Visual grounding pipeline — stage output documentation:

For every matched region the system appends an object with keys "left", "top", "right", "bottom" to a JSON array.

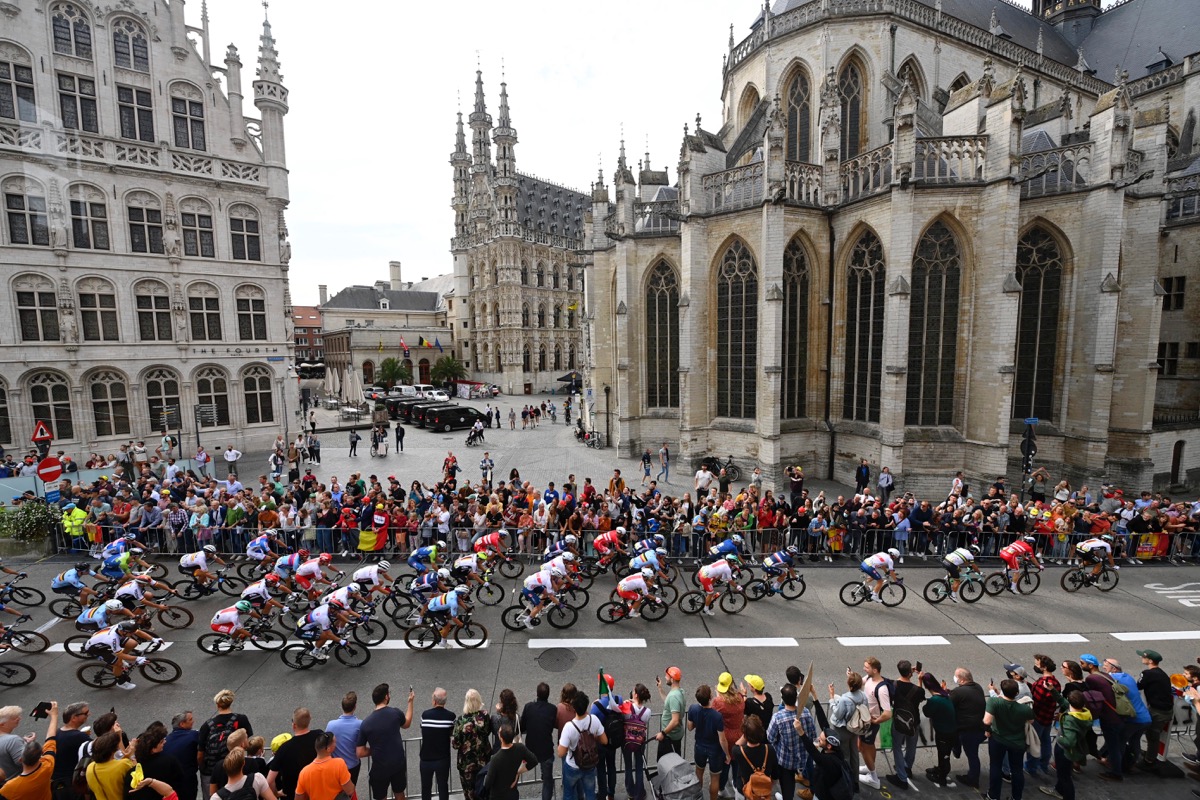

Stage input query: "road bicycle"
[
  {"left": 578, "top": 551, "right": 631, "bottom": 582},
  {"left": 338, "top": 602, "right": 389, "bottom": 646},
  {"left": 699, "top": 454, "right": 742, "bottom": 483},
  {"left": 76, "top": 649, "right": 182, "bottom": 687},
  {"left": 748, "top": 572, "right": 807, "bottom": 601},
  {"left": 596, "top": 593, "right": 670, "bottom": 623},
  {"left": 170, "top": 568, "right": 245, "bottom": 599},
  {"left": 983, "top": 559, "right": 1042, "bottom": 596},
  {"left": 690, "top": 559, "right": 758, "bottom": 588},
  {"left": 0, "top": 616, "right": 50, "bottom": 654},
  {"left": 1060, "top": 561, "right": 1120, "bottom": 592},
  {"left": 678, "top": 581, "right": 750, "bottom": 615},
  {"left": 197, "top": 616, "right": 288, "bottom": 654},
  {"left": 839, "top": 574, "right": 907, "bottom": 607},
  {"left": 924, "top": 568, "right": 986, "bottom": 604},
  {"left": 280, "top": 637, "right": 372, "bottom": 669},
  {"left": 0, "top": 575, "right": 45, "bottom": 607},
  {"left": 0, "top": 661, "right": 35, "bottom": 688},
  {"left": 404, "top": 611, "right": 489, "bottom": 650},
  {"left": 608, "top": 581, "right": 680, "bottom": 606},
  {"left": 501, "top": 596, "right": 579, "bottom": 631},
  {"left": 49, "top": 582, "right": 119, "bottom": 619}
]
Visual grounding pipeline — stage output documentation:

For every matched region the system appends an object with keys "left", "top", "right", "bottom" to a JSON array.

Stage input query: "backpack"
[
  {"left": 890, "top": 682, "right": 920, "bottom": 736},
  {"left": 570, "top": 719, "right": 600, "bottom": 770},
  {"left": 741, "top": 746, "right": 773, "bottom": 800},
  {"left": 595, "top": 698, "right": 625, "bottom": 750},
  {"left": 71, "top": 747, "right": 94, "bottom": 797},
  {"left": 844, "top": 699, "right": 874, "bottom": 736},
  {"left": 202, "top": 714, "right": 243, "bottom": 773},
  {"left": 622, "top": 703, "right": 648, "bottom": 753},
  {"left": 1100, "top": 675, "right": 1137, "bottom": 718},
  {"left": 217, "top": 783, "right": 259, "bottom": 800}
]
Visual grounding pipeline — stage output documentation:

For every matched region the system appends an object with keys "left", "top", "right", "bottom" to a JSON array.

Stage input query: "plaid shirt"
[
  {"left": 1030, "top": 674, "right": 1061, "bottom": 726},
  {"left": 167, "top": 508, "right": 189, "bottom": 533},
  {"left": 767, "top": 706, "right": 817, "bottom": 773}
]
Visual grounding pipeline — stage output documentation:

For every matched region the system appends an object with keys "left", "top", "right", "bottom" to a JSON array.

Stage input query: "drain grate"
[{"left": 536, "top": 647, "right": 578, "bottom": 673}]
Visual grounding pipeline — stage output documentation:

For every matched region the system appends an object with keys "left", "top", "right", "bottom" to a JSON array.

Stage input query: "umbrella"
[
  {"left": 557, "top": 370, "right": 583, "bottom": 383},
  {"left": 327, "top": 366, "right": 340, "bottom": 398}
]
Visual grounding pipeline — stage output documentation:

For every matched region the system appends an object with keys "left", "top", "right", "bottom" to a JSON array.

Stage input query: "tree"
[
  {"left": 430, "top": 355, "right": 468, "bottom": 386},
  {"left": 377, "top": 357, "right": 411, "bottom": 387}
]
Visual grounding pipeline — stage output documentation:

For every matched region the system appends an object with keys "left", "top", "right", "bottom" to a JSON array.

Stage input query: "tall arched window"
[
  {"left": 195, "top": 367, "right": 230, "bottom": 427},
  {"left": 645, "top": 260, "right": 680, "bottom": 409},
  {"left": 522, "top": 345, "right": 531, "bottom": 372},
  {"left": 89, "top": 371, "right": 130, "bottom": 437},
  {"left": 906, "top": 221, "right": 961, "bottom": 426},
  {"left": 552, "top": 267, "right": 561, "bottom": 289},
  {"left": 180, "top": 198, "right": 215, "bottom": 258},
  {"left": 844, "top": 230, "right": 885, "bottom": 422},
  {"left": 362, "top": 360, "right": 374, "bottom": 384},
  {"left": 29, "top": 372, "right": 73, "bottom": 439},
  {"left": 4, "top": 177, "right": 49, "bottom": 247},
  {"left": 51, "top": 3, "right": 92, "bottom": 59},
  {"left": 77, "top": 277, "right": 118, "bottom": 342},
  {"left": 782, "top": 237, "right": 810, "bottom": 419},
  {"left": 839, "top": 59, "right": 866, "bottom": 159},
  {"left": 552, "top": 305, "right": 561, "bottom": 328},
  {"left": 520, "top": 262, "right": 529, "bottom": 285},
  {"left": 784, "top": 68, "right": 811, "bottom": 163},
  {"left": 716, "top": 240, "right": 758, "bottom": 418},
  {"left": 896, "top": 58, "right": 924, "bottom": 101},
  {"left": 0, "top": 49, "right": 37, "bottom": 124},
  {"left": 68, "top": 184, "right": 110, "bottom": 250},
  {"left": 236, "top": 285, "right": 267, "bottom": 340},
  {"left": 229, "top": 204, "right": 261, "bottom": 261},
  {"left": 0, "top": 384, "right": 10, "bottom": 445},
  {"left": 144, "top": 368, "right": 181, "bottom": 425},
  {"left": 537, "top": 304, "right": 546, "bottom": 328},
  {"left": 553, "top": 346, "right": 562, "bottom": 371},
  {"left": 242, "top": 366, "right": 274, "bottom": 424},
  {"left": 536, "top": 263, "right": 546, "bottom": 287},
  {"left": 14, "top": 274, "right": 59, "bottom": 341},
  {"left": 521, "top": 304, "right": 530, "bottom": 327},
  {"left": 494, "top": 305, "right": 501, "bottom": 327},
  {"left": 112, "top": 18, "right": 149, "bottom": 72},
  {"left": 1013, "top": 227, "right": 1064, "bottom": 421},
  {"left": 188, "top": 282, "right": 221, "bottom": 341},
  {"left": 537, "top": 346, "right": 547, "bottom": 372},
  {"left": 568, "top": 345, "right": 577, "bottom": 370}
]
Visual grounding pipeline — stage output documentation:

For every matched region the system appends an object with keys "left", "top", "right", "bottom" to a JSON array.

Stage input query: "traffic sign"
[
  {"left": 44, "top": 490, "right": 60, "bottom": 504},
  {"left": 1024, "top": 417, "right": 1039, "bottom": 425},
  {"left": 30, "top": 420, "right": 53, "bottom": 443},
  {"left": 36, "top": 457, "right": 63, "bottom": 483}
]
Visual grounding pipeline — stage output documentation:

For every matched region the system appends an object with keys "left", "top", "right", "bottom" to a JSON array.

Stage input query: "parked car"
[
  {"left": 425, "top": 406, "right": 488, "bottom": 432},
  {"left": 394, "top": 398, "right": 434, "bottom": 422},
  {"left": 412, "top": 383, "right": 436, "bottom": 398},
  {"left": 427, "top": 389, "right": 451, "bottom": 402},
  {"left": 363, "top": 385, "right": 388, "bottom": 401},
  {"left": 412, "top": 402, "right": 459, "bottom": 428}
]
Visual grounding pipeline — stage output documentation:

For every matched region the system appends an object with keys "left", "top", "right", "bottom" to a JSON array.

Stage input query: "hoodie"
[{"left": 1057, "top": 708, "right": 1092, "bottom": 762}]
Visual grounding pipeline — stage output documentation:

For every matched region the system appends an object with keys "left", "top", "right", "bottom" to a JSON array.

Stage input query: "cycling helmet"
[
  {"left": 653, "top": 534, "right": 665, "bottom": 545},
  {"left": 1101, "top": 534, "right": 1113, "bottom": 542},
  {"left": 655, "top": 547, "right": 668, "bottom": 556},
  {"left": 235, "top": 600, "right": 252, "bottom": 613},
  {"left": 549, "top": 564, "right": 566, "bottom": 577},
  {"left": 726, "top": 553, "right": 742, "bottom": 564},
  {"left": 1023, "top": 536, "right": 1037, "bottom": 544},
  {"left": 75, "top": 562, "right": 92, "bottom": 573},
  {"left": 298, "top": 548, "right": 310, "bottom": 558},
  {"left": 104, "top": 599, "right": 123, "bottom": 612},
  {"left": 264, "top": 573, "right": 281, "bottom": 585},
  {"left": 377, "top": 560, "right": 391, "bottom": 572},
  {"left": 786, "top": 546, "right": 800, "bottom": 557},
  {"left": 318, "top": 553, "right": 332, "bottom": 564},
  {"left": 454, "top": 585, "right": 470, "bottom": 596},
  {"left": 116, "top": 620, "right": 138, "bottom": 633},
  {"left": 887, "top": 548, "right": 900, "bottom": 559},
  {"left": 564, "top": 534, "right": 577, "bottom": 545},
  {"left": 616, "top": 526, "right": 627, "bottom": 535},
  {"left": 203, "top": 544, "right": 217, "bottom": 554},
  {"left": 731, "top": 534, "right": 744, "bottom": 545},
  {"left": 968, "top": 544, "right": 981, "bottom": 556},
  {"left": 130, "top": 548, "right": 144, "bottom": 556},
  {"left": 498, "top": 530, "right": 510, "bottom": 539},
  {"left": 346, "top": 582, "right": 361, "bottom": 594},
  {"left": 437, "top": 568, "right": 451, "bottom": 580},
  {"left": 436, "top": 540, "right": 447, "bottom": 549},
  {"left": 124, "top": 533, "right": 136, "bottom": 540},
  {"left": 641, "top": 566, "right": 655, "bottom": 579},
  {"left": 562, "top": 552, "right": 576, "bottom": 562},
  {"left": 133, "top": 573, "right": 152, "bottom": 584}
]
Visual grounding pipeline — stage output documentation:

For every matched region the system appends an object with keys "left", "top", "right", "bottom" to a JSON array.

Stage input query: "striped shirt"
[{"left": 419, "top": 706, "right": 456, "bottom": 761}]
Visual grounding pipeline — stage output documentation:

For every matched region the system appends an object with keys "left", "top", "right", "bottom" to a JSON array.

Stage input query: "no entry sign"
[{"left": 36, "top": 458, "right": 63, "bottom": 483}]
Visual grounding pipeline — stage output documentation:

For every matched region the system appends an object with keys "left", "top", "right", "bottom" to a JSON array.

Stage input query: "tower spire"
[
  {"left": 252, "top": 0, "right": 289, "bottom": 204},
  {"left": 474, "top": 69, "right": 487, "bottom": 116},
  {"left": 498, "top": 80, "right": 511, "bottom": 129}
]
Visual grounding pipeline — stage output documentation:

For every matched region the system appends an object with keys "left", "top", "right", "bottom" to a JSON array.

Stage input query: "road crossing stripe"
[
  {"left": 685, "top": 637, "right": 797, "bottom": 647},
  {"left": 1110, "top": 631, "right": 1200, "bottom": 641},
  {"left": 47, "top": 642, "right": 174, "bottom": 653},
  {"left": 373, "top": 640, "right": 489, "bottom": 650},
  {"left": 977, "top": 634, "right": 1089, "bottom": 644},
  {"left": 34, "top": 618, "right": 60, "bottom": 634},
  {"left": 837, "top": 636, "right": 951, "bottom": 647},
  {"left": 528, "top": 638, "right": 646, "bottom": 648}
]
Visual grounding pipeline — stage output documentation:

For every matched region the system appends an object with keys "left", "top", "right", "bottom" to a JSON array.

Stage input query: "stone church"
[{"left": 574, "top": 0, "right": 1200, "bottom": 493}]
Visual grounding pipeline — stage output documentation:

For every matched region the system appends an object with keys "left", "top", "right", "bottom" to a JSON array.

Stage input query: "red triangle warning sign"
[{"left": 31, "top": 420, "right": 53, "bottom": 442}]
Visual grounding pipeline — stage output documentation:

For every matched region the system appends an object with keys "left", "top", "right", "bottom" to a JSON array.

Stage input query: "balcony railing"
[
  {"left": 914, "top": 136, "right": 987, "bottom": 184},
  {"left": 633, "top": 200, "right": 681, "bottom": 234},
  {"left": 840, "top": 143, "right": 893, "bottom": 203},
  {"left": 1019, "top": 142, "right": 1092, "bottom": 198},
  {"left": 702, "top": 162, "right": 764, "bottom": 212},
  {"left": 783, "top": 161, "right": 822, "bottom": 206}
]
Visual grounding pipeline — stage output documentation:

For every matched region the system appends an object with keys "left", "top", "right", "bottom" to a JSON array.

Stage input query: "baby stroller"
[{"left": 649, "top": 753, "right": 702, "bottom": 800}]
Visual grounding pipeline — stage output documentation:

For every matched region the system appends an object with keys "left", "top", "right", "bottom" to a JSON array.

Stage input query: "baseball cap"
[
  {"left": 716, "top": 672, "right": 733, "bottom": 694},
  {"left": 822, "top": 728, "right": 842, "bottom": 748},
  {"left": 743, "top": 674, "right": 765, "bottom": 692},
  {"left": 1080, "top": 654, "right": 1100, "bottom": 667},
  {"left": 1137, "top": 649, "right": 1163, "bottom": 663},
  {"left": 664, "top": 666, "right": 682, "bottom": 682},
  {"left": 1003, "top": 663, "right": 1028, "bottom": 679}
]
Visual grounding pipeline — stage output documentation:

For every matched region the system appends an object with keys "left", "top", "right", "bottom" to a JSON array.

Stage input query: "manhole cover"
[{"left": 536, "top": 647, "right": 577, "bottom": 672}]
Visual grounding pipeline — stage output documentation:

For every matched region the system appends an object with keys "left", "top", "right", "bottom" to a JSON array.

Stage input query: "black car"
[
  {"left": 412, "top": 402, "right": 460, "bottom": 427},
  {"left": 425, "top": 406, "right": 489, "bottom": 432},
  {"left": 397, "top": 399, "right": 442, "bottom": 423},
  {"left": 386, "top": 397, "right": 425, "bottom": 419}
]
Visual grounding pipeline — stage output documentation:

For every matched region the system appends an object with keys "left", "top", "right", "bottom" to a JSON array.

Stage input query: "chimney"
[
  {"left": 421, "top": 276, "right": 429, "bottom": 282},
  {"left": 318, "top": 285, "right": 328, "bottom": 305},
  {"left": 389, "top": 260, "right": 403, "bottom": 290}
]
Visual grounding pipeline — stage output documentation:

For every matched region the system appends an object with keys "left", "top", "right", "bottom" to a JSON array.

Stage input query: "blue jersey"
[
  {"left": 710, "top": 539, "right": 739, "bottom": 557},
  {"left": 542, "top": 542, "right": 570, "bottom": 561},
  {"left": 413, "top": 545, "right": 438, "bottom": 561},
  {"left": 102, "top": 554, "right": 128, "bottom": 572},
  {"left": 52, "top": 568, "right": 90, "bottom": 589},
  {"left": 427, "top": 592, "right": 460, "bottom": 615},
  {"left": 629, "top": 552, "right": 660, "bottom": 571},
  {"left": 633, "top": 538, "right": 658, "bottom": 554},
  {"left": 274, "top": 553, "right": 302, "bottom": 574},
  {"left": 100, "top": 540, "right": 131, "bottom": 559},
  {"left": 411, "top": 573, "right": 440, "bottom": 594},
  {"left": 76, "top": 605, "right": 109, "bottom": 626},
  {"left": 247, "top": 534, "right": 273, "bottom": 553},
  {"left": 763, "top": 551, "right": 794, "bottom": 568}
]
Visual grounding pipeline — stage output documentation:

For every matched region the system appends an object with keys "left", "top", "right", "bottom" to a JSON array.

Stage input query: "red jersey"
[
  {"left": 474, "top": 531, "right": 503, "bottom": 552},
  {"left": 593, "top": 530, "right": 621, "bottom": 548},
  {"left": 1000, "top": 540, "right": 1034, "bottom": 559}
]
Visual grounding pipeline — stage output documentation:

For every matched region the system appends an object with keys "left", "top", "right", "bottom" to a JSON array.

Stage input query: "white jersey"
[
  {"left": 1077, "top": 538, "right": 1111, "bottom": 555},
  {"left": 180, "top": 552, "right": 209, "bottom": 571},
  {"left": 544, "top": 555, "right": 571, "bottom": 577},
  {"left": 211, "top": 606, "right": 242, "bottom": 626},
  {"left": 944, "top": 548, "right": 975, "bottom": 567},
  {"left": 523, "top": 570, "right": 555, "bottom": 591},
  {"left": 296, "top": 558, "right": 323, "bottom": 578},
  {"left": 699, "top": 560, "right": 733, "bottom": 582},
  {"left": 864, "top": 552, "right": 895, "bottom": 572},
  {"left": 85, "top": 625, "right": 123, "bottom": 651},
  {"left": 302, "top": 604, "right": 332, "bottom": 629},
  {"left": 241, "top": 580, "right": 272, "bottom": 604},
  {"left": 452, "top": 554, "right": 481, "bottom": 573},
  {"left": 352, "top": 565, "right": 385, "bottom": 586},
  {"left": 617, "top": 574, "right": 648, "bottom": 594},
  {"left": 114, "top": 581, "right": 145, "bottom": 601},
  {"left": 322, "top": 586, "right": 357, "bottom": 609}
]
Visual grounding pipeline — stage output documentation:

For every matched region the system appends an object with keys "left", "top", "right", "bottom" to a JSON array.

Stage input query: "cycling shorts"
[
  {"left": 295, "top": 575, "right": 314, "bottom": 591},
  {"left": 617, "top": 588, "right": 640, "bottom": 602},
  {"left": 407, "top": 557, "right": 430, "bottom": 573},
  {"left": 1079, "top": 549, "right": 1103, "bottom": 564},
  {"left": 761, "top": 564, "right": 784, "bottom": 577},
  {"left": 53, "top": 584, "right": 82, "bottom": 597},
  {"left": 100, "top": 566, "right": 126, "bottom": 580},
  {"left": 117, "top": 595, "right": 138, "bottom": 610},
  {"left": 86, "top": 645, "right": 117, "bottom": 665},
  {"left": 860, "top": 565, "right": 882, "bottom": 581},
  {"left": 211, "top": 622, "right": 238, "bottom": 634},
  {"left": 452, "top": 566, "right": 474, "bottom": 581},
  {"left": 521, "top": 586, "right": 546, "bottom": 605},
  {"left": 245, "top": 549, "right": 268, "bottom": 561},
  {"left": 1000, "top": 553, "right": 1020, "bottom": 570},
  {"left": 941, "top": 559, "right": 961, "bottom": 580},
  {"left": 593, "top": 541, "right": 613, "bottom": 555},
  {"left": 698, "top": 576, "right": 716, "bottom": 594}
]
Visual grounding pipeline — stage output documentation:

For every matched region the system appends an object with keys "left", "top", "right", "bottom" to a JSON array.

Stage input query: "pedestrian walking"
[
  {"left": 395, "top": 424, "right": 405, "bottom": 452},
  {"left": 509, "top": 409, "right": 516, "bottom": 430},
  {"left": 348, "top": 430, "right": 361, "bottom": 457},
  {"left": 419, "top": 688, "right": 455, "bottom": 800},
  {"left": 309, "top": 434, "right": 321, "bottom": 465},
  {"left": 657, "top": 444, "right": 670, "bottom": 483},
  {"left": 223, "top": 446, "right": 241, "bottom": 477},
  {"left": 308, "top": 410, "right": 317, "bottom": 435},
  {"left": 195, "top": 446, "right": 211, "bottom": 478}
]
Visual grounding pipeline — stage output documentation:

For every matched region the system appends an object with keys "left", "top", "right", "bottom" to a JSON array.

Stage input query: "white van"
[
  {"left": 413, "top": 383, "right": 436, "bottom": 398},
  {"left": 390, "top": 385, "right": 418, "bottom": 398}
]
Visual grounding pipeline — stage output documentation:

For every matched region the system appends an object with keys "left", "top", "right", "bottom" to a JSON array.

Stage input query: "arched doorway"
[
  {"left": 362, "top": 360, "right": 374, "bottom": 384},
  {"left": 1171, "top": 440, "right": 1185, "bottom": 485},
  {"left": 418, "top": 358, "right": 431, "bottom": 384}
]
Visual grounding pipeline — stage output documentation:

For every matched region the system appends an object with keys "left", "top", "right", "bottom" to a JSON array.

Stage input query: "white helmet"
[
  {"left": 437, "top": 568, "right": 451, "bottom": 580},
  {"left": 564, "top": 534, "right": 578, "bottom": 545},
  {"left": 203, "top": 544, "right": 217, "bottom": 554},
  {"left": 616, "top": 526, "right": 627, "bottom": 535},
  {"left": 104, "top": 599, "right": 123, "bottom": 612},
  {"left": 549, "top": 564, "right": 566, "bottom": 577},
  {"left": 498, "top": 530, "right": 510, "bottom": 539},
  {"left": 887, "top": 548, "right": 900, "bottom": 559},
  {"left": 731, "top": 534, "right": 744, "bottom": 545},
  {"left": 562, "top": 552, "right": 576, "bottom": 562},
  {"left": 655, "top": 547, "right": 668, "bottom": 556},
  {"left": 377, "top": 560, "right": 391, "bottom": 572},
  {"left": 346, "top": 582, "right": 361, "bottom": 594},
  {"left": 641, "top": 566, "right": 655, "bottom": 579}
]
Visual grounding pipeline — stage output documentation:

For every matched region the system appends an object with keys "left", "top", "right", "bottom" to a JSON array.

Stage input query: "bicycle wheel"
[
  {"left": 642, "top": 598, "right": 669, "bottom": 622},
  {"left": 578, "top": 557, "right": 601, "bottom": 579},
  {"left": 780, "top": 577, "right": 806, "bottom": 600},
  {"left": 561, "top": 587, "right": 589, "bottom": 610},
  {"left": 216, "top": 575, "right": 245, "bottom": 596},
  {"left": 678, "top": 591, "right": 706, "bottom": 614},
  {"left": 403, "top": 624, "right": 439, "bottom": 651},
  {"left": 250, "top": 629, "right": 287, "bottom": 650},
  {"left": 455, "top": 621, "right": 489, "bottom": 648},
  {"left": 171, "top": 579, "right": 206, "bottom": 601},
  {"left": 1017, "top": 571, "right": 1041, "bottom": 595},
  {"left": 0, "top": 662, "right": 35, "bottom": 687},
  {"left": 725, "top": 464, "right": 742, "bottom": 482},
  {"left": 923, "top": 579, "right": 949, "bottom": 604},
  {"left": 983, "top": 572, "right": 1008, "bottom": 596},
  {"left": 334, "top": 642, "right": 372, "bottom": 667},
  {"left": 498, "top": 559, "right": 524, "bottom": 580},
  {"left": 1097, "top": 568, "right": 1120, "bottom": 592},
  {"left": 8, "top": 586, "right": 45, "bottom": 607},
  {"left": 719, "top": 591, "right": 747, "bottom": 614},
  {"left": 197, "top": 633, "right": 237, "bottom": 655},
  {"left": 280, "top": 644, "right": 318, "bottom": 669},
  {"left": 1059, "top": 569, "right": 1085, "bottom": 593},
  {"left": 49, "top": 597, "right": 82, "bottom": 619},
  {"left": 236, "top": 561, "right": 268, "bottom": 581},
  {"left": 139, "top": 658, "right": 182, "bottom": 683},
  {"left": 352, "top": 619, "right": 388, "bottom": 646},
  {"left": 5, "top": 630, "right": 49, "bottom": 654},
  {"left": 596, "top": 602, "right": 624, "bottom": 624},
  {"left": 474, "top": 583, "right": 504, "bottom": 606},
  {"left": 960, "top": 579, "right": 985, "bottom": 603},
  {"left": 839, "top": 581, "right": 867, "bottom": 607},
  {"left": 501, "top": 605, "right": 529, "bottom": 632},
  {"left": 144, "top": 563, "right": 168, "bottom": 580},
  {"left": 156, "top": 606, "right": 195, "bottom": 629},
  {"left": 546, "top": 604, "right": 577, "bottom": 629},
  {"left": 76, "top": 663, "right": 116, "bottom": 688},
  {"left": 63, "top": 635, "right": 91, "bottom": 659},
  {"left": 744, "top": 579, "right": 769, "bottom": 601},
  {"left": 659, "top": 583, "right": 680, "bottom": 605},
  {"left": 879, "top": 582, "right": 907, "bottom": 607}
]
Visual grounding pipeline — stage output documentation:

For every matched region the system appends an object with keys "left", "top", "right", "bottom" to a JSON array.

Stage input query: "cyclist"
[
  {"left": 113, "top": 572, "right": 176, "bottom": 616},
  {"left": 616, "top": 566, "right": 659, "bottom": 618},
  {"left": 245, "top": 531, "right": 282, "bottom": 569},
  {"left": 426, "top": 585, "right": 472, "bottom": 648},
  {"left": 352, "top": 559, "right": 395, "bottom": 597},
  {"left": 473, "top": 530, "right": 510, "bottom": 559},
  {"left": 591, "top": 527, "right": 627, "bottom": 565},
  {"left": 542, "top": 534, "right": 579, "bottom": 562},
  {"left": 629, "top": 547, "right": 671, "bottom": 583},
  {"left": 240, "top": 573, "right": 285, "bottom": 615},
  {"left": 295, "top": 553, "right": 341, "bottom": 600},
  {"left": 272, "top": 548, "right": 310, "bottom": 592},
  {"left": 697, "top": 555, "right": 741, "bottom": 616},
  {"left": 99, "top": 548, "right": 143, "bottom": 586},
  {"left": 520, "top": 568, "right": 561, "bottom": 628},
  {"left": 543, "top": 552, "right": 579, "bottom": 581},
  {"left": 1074, "top": 534, "right": 1118, "bottom": 581},
  {"left": 296, "top": 602, "right": 351, "bottom": 660},
  {"left": 0, "top": 557, "right": 23, "bottom": 579},
  {"left": 84, "top": 620, "right": 156, "bottom": 690},
  {"left": 408, "top": 541, "right": 446, "bottom": 575},
  {"left": 210, "top": 599, "right": 259, "bottom": 644},
  {"left": 761, "top": 546, "right": 801, "bottom": 594},
  {"left": 451, "top": 552, "right": 489, "bottom": 589},
  {"left": 179, "top": 545, "right": 226, "bottom": 593},
  {"left": 703, "top": 534, "right": 747, "bottom": 565},
  {"left": 51, "top": 562, "right": 99, "bottom": 607},
  {"left": 632, "top": 533, "right": 667, "bottom": 556},
  {"left": 321, "top": 582, "right": 365, "bottom": 613},
  {"left": 98, "top": 533, "right": 150, "bottom": 561},
  {"left": 860, "top": 549, "right": 901, "bottom": 604},
  {"left": 411, "top": 568, "right": 451, "bottom": 620},
  {"left": 999, "top": 536, "right": 1043, "bottom": 594},
  {"left": 941, "top": 544, "right": 981, "bottom": 602},
  {"left": 76, "top": 598, "right": 137, "bottom": 632}
]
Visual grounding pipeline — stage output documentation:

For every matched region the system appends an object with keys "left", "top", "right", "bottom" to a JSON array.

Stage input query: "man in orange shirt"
[
  {"left": 0, "top": 700, "right": 58, "bottom": 800},
  {"left": 294, "top": 732, "right": 354, "bottom": 800}
]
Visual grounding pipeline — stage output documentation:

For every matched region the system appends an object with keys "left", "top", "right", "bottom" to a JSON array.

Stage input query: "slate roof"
[
  {"left": 516, "top": 173, "right": 589, "bottom": 241},
  {"left": 322, "top": 286, "right": 441, "bottom": 312}
]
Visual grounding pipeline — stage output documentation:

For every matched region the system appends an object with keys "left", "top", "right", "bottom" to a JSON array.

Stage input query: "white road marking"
[
  {"left": 1110, "top": 630, "right": 1200, "bottom": 642},
  {"left": 372, "top": 640, "right": 489, "bottom": 650},
  {"left": 685, "top": 637, "right": 798, "bottom": 647},
  {"left": 47, "top": 642, "right": 174, "bottom": 652},
  {"left": 837, "top": 636, "right": 951, "bottom": 647},
  {"left": 529, "top": 638, "right": 646, "bottom": 648},
  {"left": 977, "top": 634, "right": 1089, "bottom": 644},
  {"left": 34, "top": 618, "right": 60, "bottom": 634}
]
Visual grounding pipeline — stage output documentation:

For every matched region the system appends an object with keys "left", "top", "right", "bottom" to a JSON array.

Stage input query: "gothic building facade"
[
  {"left": 449, "top": 72, "right": 589, "bottom": 395},
  {"left": 582, "top": 0, "right": 1200, "bottom": 493},
  {"left": 0, "top": 0, "right": 294, "bottom": 455}
]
